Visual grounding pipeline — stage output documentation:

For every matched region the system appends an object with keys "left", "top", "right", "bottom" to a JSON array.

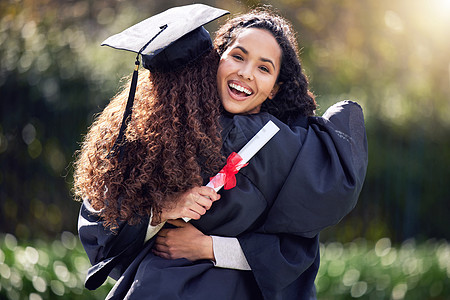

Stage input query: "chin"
[{"left": 222, "top": 102, "right": 242, "bottom": 115}]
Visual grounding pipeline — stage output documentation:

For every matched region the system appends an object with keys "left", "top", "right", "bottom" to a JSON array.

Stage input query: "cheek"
[
  {"left": 262, "top": 78, "right": 278, "bottom": 96},
  {"left": 216, "top": 62, "right": 227, "bottom": 85},
  {"left": 216, "top": 70, "right": 225, "bottom": 96}
]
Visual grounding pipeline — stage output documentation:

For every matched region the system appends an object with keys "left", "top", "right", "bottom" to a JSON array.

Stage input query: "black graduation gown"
[{"left": 78, "top": 100, "right": 368, "bottom": 300}]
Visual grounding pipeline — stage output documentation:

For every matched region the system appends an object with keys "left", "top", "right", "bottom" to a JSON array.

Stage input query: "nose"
[{"left": 237, "top": 64, "right": 254, "bottom": 81}]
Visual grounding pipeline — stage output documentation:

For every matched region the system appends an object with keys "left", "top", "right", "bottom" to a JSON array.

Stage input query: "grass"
[
  {"left": 316, "top": 238, "right": 449, "bottom": 299},
  {"left": 0, "top": 233, "right": 448, "bottom": 299}
]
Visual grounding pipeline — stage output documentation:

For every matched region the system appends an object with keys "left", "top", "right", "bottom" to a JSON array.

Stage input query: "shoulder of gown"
[
  {"left": 261, "top": 100, "right": 368, "bottom": 237},
  {"left": 217, "top": 100, "right": 368, "bottom": 238}
]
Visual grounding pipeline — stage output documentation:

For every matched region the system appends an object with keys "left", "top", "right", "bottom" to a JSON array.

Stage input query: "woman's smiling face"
[{"left": 217, "top": 28, "right": 282, "bottom": 115}]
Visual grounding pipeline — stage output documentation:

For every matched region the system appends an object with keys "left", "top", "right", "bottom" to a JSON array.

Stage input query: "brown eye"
[{"left": 259, "top": 66, "right": 270, "bottom": 73}]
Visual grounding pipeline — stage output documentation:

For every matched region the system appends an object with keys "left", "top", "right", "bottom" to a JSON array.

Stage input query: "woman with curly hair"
[
  {"left": 73, "top": 49, "right": 224, "bottom": 231},
  {"left": 77, "top": 5, "right": 367, "bottom": 300}
]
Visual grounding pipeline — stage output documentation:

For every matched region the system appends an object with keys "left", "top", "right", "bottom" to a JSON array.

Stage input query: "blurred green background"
[{"left": 1, "top": 0, "right": 449, "bottom": 299}]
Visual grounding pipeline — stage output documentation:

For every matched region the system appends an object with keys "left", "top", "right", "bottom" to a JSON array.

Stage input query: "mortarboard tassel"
[{"left": 107, "top": 25, "right": 168, "bottom": 161}]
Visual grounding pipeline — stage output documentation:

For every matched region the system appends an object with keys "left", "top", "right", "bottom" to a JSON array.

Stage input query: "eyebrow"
[{"left": 234, "top": 46, "right": 277, "bottom": 70}]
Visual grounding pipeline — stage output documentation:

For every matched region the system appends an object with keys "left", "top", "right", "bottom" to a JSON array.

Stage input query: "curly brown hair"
[
  {"left": 214, "top": 7, "right": 317, "bottom": 123},
  {"left": 73, "top": 50, "right": 224, "bottom": 229}
]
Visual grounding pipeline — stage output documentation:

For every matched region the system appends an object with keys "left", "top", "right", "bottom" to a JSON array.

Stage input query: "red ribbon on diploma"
[{"left": 210, "top": 152, "right": 248, "bottom": 190}]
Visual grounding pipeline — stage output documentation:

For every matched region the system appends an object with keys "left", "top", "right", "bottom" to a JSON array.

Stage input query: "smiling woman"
[
  {"left": 217, "top": 28, "right": 282, "bottom": 115},
  {"left": 215, "top": 8, "right": 317, "bottom": 124}
]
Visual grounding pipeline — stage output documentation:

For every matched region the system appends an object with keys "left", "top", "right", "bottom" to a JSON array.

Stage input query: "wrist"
[{"left": 199, "top": 235, "right": 215, "bottom": 261}]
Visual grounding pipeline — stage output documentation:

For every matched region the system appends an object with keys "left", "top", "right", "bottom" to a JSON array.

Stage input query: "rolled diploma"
[{"left": 183, "top": 120, "right": 280, "bottom": 222}]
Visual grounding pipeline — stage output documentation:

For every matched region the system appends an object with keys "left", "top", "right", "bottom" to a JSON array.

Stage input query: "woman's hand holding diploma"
[{"left": 153, "top": 186, "right": 220, "bottom": 225}]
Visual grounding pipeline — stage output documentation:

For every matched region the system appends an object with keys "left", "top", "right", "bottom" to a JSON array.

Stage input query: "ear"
[{"left": 268, "top": 82, "right": 282, "bottom": 100}]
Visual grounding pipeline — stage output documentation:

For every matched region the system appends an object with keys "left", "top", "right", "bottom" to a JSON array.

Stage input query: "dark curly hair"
[
  {"left": 73, "top": 50, "right": 224, "bottom": 229},
  {"left": 214, "top": 7, "right": 317, "bottom": 123}
]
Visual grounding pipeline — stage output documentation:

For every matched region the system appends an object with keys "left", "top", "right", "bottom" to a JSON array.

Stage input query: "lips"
[{"left": 227, "top": 80, "right": 253, "bottom": 100}]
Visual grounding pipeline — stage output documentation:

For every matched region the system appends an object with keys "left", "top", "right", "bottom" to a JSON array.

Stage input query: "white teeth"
[{"left": 229, "top": 83, "right": 252, "bottom": 95}]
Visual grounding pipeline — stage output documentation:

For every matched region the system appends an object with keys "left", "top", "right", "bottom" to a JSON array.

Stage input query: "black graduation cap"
[{"left": 102, "top": 4, "right": 229, "bottom": 160}]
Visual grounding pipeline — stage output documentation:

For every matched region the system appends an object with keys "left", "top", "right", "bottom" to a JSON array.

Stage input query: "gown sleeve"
[
  {"left": 78, "top": 200, "right": 149, "bottom": 290},
  {"left": 213, "top": 100, "right": 367, "bottom": 238},
  {"left": 260, "top": 100, "right": 368, "bottom": 237}
]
